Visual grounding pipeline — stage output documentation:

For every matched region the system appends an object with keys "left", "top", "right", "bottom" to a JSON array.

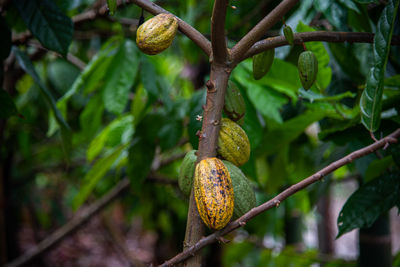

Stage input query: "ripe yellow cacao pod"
[
  {"left": 194, "top": 158, "right": 234, "bottom": 230},
  {"left": 136, "top": 13, "right": 178, "bottom": 55},
  {"left": 218, "top": 118, "right": 250, "bottom": 167}
]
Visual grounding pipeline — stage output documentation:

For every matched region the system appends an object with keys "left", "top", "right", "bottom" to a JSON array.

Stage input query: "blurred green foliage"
[{"left": 1, "top": 0, "right": 400, "bottom": 265}]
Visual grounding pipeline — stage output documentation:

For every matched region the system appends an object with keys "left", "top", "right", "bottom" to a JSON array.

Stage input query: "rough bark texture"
[{"left": 183, "top": 64, "right": 231, "bottom": 267}]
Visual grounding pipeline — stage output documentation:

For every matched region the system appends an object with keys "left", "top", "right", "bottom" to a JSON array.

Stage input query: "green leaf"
[
  {"left": 131, "top": 85, "right": 148, "bottom": 125},
  {"left": 234, "top": 81, "right": 264, "bottom": 150},
  {"left": 364, "top": 156, "right": 394, "bottom": 182},
  {"left": 296, "top": 22, "right": 332, "bottom": 91},
  {"left": 72, "top": 143, "right": 128, "bottom": 210},
  {"left": 107, "top": 0, "right": 117, "bottom": 15},
  {"left": 258, "top": 109, "right": 328, "bottom": 156},
  {"left": 246, "top": 84, "right": 288, "bottom": 123},
  {"left": 58, "top": 37, "right": 120, "bottom": 107},
  {"left": 14, "top": 0, "right": 73, "bottom": 55},
  {"left": 328, "top": 43, "right": 365, "bottom": 84},
  {"left": 127, "top": 138, "right": 155, "bottom": 193},
  {"left": 102, "top": 39, "right": 139, "bottom": 114},
  {"left": 79, "top": 95, "right": 104, "bottom": 141},
  {"left": 234, "top": 63, "right": 287, "bottom": 123},
  {"left": 360, "top": 0, "right": 400, "bottom": 132},
  {"left": 12, "top": 46, "right": 71, "bottom": 153},
  {"left": 299, "top": 89, "right": 356, "bottom": 103},
  {"left": 337, "top": 173, "right": 400, "bottom": 237},
  {"left": 0, "top": 89, "right": 18, "bottom": 119},
  {"left": 87, "top": 115, "right": 134, "bottom": 162}
]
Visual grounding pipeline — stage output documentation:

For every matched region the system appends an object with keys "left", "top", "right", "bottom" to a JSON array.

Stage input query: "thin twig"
[
  {"left": 4, "top": 150, "right": 186, "bottom": 267},
  {"left": 230, "top": 0, "right": 299, "bottom": 63},
  {"left": 160, "top": 128, "right": 400, "bottom": 267},
  {"left": 210, "top": 0, "right": 229, "bottom": 63},
  {"left": 128, "top": 0, "right": 212, "bottom": 57},
  {"left": 242, "top": 32, "right": 400, "bottom": 61},
  {"left": 5, "top": 179, "right": 131, "bottom": 267}
]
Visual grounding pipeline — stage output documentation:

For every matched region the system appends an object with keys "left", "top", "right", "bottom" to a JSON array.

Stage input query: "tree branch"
[
  {"left": 4, "top": 151, "right": 185, "bottom": 267},
  {"left": 230, "top": 0, "right": 299, "bottom": 63},
  {"left": 242, "top": 32, "right": 400, "bottom": 60},
  {"left": 160, "top": 128, "right": 400, "bottom": 267},
  {"left": 11, "top": 0, "right": 212, "bottom": 57},
  {"left": 5, "top": 178, "right": 131, "bottom": 267},
  {"left": 210, "top": 0, "right": 229, "bottom": 63},
  {"left": 128, "top": 0, "right": 212, "bottom": 57}
]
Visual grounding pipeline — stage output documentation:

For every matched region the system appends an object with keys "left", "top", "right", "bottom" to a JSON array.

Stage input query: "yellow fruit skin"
[
  {"left": 136, "top": 13, "right": 178, "bottom": 55},
  {"left": 194, "top": 158, "right": 234, "bottom": 230},
  {"left": 218, "top": 118, "right": 250, "bottom": 166}
]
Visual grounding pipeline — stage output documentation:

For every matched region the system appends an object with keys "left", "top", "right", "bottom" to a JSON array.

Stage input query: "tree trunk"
[
  {"left": 358, "top": 213, "right": 392, "bottom": 267},
  {"left": 183, "top": 63, "right": 231, "bottom": 267},
  {"left": 284, "top": 205, "right": 303, "bottom": 251},
  {"left": 317, "top": 188, "right": 334, "bottom": 255}
]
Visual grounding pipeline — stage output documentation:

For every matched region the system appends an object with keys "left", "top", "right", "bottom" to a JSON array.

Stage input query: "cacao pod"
[
  {"left": 222, "top": 160, "right": 256, "bottom": 219},
  {"left": 178, "top": 150, "right": 197, "bottom": 197},
  {"left": 224, "top": 81, "right": 246, "bottom": 123},
  {"left": 136, "top": 13, "right": 178, "bottom": 55},
  {"left": 218, "top": 118, "right": 250, "bottom": 167},
  {"left": 252, "top": 48, "right": 275, "bottom": 80},
  {"left": 283, "top": 25, "right": 294, "bottom": 46},
  {"left": 194, "top": 158, "right": 234, "bottom": 230},
  {"left": 298, "top": 51, "right": 318, "bottom": 90},
  {"left": 179, "top": 151, "right": 256, "bottom": 219}
]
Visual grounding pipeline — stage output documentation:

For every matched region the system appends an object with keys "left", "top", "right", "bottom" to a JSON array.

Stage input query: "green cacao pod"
[
  {"left": 194, "top": 158, "right": 234, "bottom": 230},
  {"left": 136, "top": 13, "right": 178, "bottom": 55},
  {"left": 222, "top": 160, "right": 256, "bottom": 219},
  {"left": 178, "top": 150, "right": 197, "bottom": 197},
  {"left": 218, "top": 118, "right": 250, "bottom": 167},
  {"left": 283, "top": 25, "right": 294, "bottom": 46},
  {"left": 252, "top": 48, "right": 275, "bottom": 80},
  {"left": 298, "top": 51, "right": 318, "bottom": 90},
  {"left": 224, "top": 81, "right": 246, "bottom": 124}
]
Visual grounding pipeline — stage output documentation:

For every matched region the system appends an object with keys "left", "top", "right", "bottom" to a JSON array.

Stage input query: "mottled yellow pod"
[
  {"left": 218, "top": 118, "right": 250, "bottom": 166},
  {"left": 136, "top": 13, "right": 178, "bottom": 55},
  {"left": 194, "top": 158, "right": 234, "bottom": 230}
]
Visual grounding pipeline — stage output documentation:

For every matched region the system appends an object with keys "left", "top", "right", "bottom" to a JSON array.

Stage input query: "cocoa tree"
[{"left": 1, "top": 0, "right": 400, "bottom": 266}]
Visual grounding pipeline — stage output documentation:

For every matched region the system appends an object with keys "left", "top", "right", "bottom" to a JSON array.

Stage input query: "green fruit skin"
[
  {"left": 178, "top": 150, "right": 197, "bottom": 196},
  {"left": 252, "top": 48, "right": 275, "bottom": 80},
  {"left": 224, "top": 81, "right": 246, "bottom": 123},
  {"left": 222, "top": 160, "right": 256, "bottom": 219},
  {"left": 283, "top": 26, "right": 294, "bottom": 46},
  {"left": 178, "top": 150, "right": 256, "bottom": 218},
  {"left": 218, "top": 118, "right": 250, "bottom": 167},
  {"left": 298, "top": 51, "right": 318, "bottom": 90}
]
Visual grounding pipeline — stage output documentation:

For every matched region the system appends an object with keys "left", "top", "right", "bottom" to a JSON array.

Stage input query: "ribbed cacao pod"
[
  {"left": 178, "top": 150, "right": 197, "bottom": 197},
  {"left": 136, "top": 13, "right": 178, "bottom": 55},
  {"left": 194, "top": 158, "right": 234, "bottom": 230},
  {"left": 224, "top": 81, "right": 246, "bottom": 124},
  {"left": 283, "top": 25, "right": 294, "bottom": 46},
  {"left": 222, "top": 160, "right": 256, "bottom": 219},
  {"left": 179, "top": 151, "right": 256, "bottom": 219},
  {"left": 218, "top": 118, "right": 250, "bottom": 167},
  {"left": 252, "top": 48, "right": 275, "bottom": 80},
  {"left": 298, "top": 51, "right": 318, "bottom": 90}
]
